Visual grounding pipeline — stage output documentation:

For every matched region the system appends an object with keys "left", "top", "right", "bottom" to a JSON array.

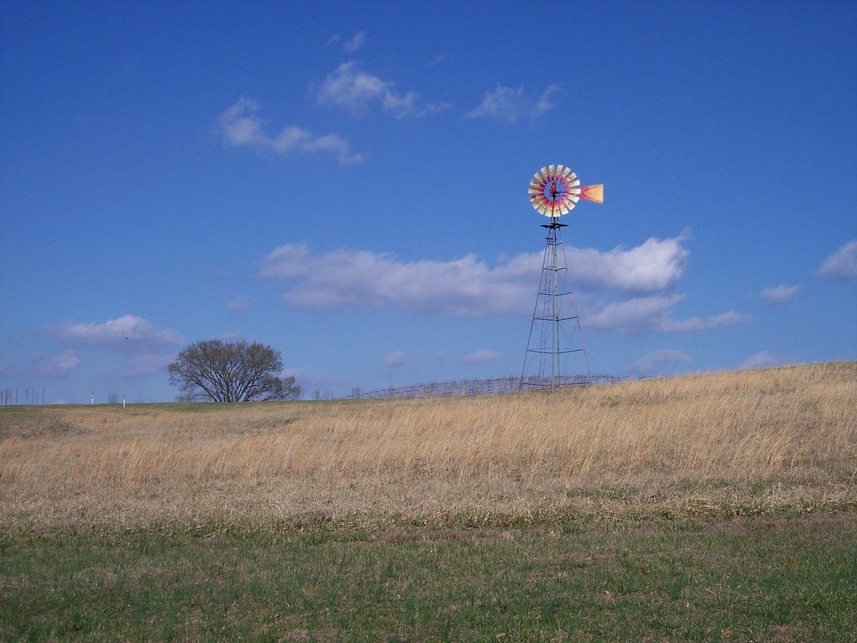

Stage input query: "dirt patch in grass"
[{"left": 703, "top": 510, "right": 857, "bottom": 535}]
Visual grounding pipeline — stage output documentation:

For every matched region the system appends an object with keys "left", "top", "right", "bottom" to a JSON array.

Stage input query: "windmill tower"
[{"left": 520, "top": 165, "right": 603, "bottom": 390}]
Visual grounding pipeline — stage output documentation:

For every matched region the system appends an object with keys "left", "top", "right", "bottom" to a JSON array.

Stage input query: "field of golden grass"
[{"left": 1, "top": 362, "right": 854, "bottom": 532}]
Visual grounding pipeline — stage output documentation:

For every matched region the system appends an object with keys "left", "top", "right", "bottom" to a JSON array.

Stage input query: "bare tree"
[{"left": 168, "top": 340, "right": 301, "bottom": 402}]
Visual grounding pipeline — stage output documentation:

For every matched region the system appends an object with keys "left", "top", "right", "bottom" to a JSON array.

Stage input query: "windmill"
[{"left": 520, "top": 165, "right": 603, "bottom": 390}]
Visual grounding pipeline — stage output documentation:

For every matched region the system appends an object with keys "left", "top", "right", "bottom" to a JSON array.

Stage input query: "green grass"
[{"left": 2, "top": 513, "right": 855, "bottom": 641}]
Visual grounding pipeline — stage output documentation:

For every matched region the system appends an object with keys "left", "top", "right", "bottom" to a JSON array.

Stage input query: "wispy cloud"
[
  {"left": 29, "top": 351, "right": 81, "bottom": 378},
  {"left": 466, "top": 84, "right": 560, "bottom": 124},
  {"left": 344, "top": 31, "right": 366, "bottom": 53},
  {"left": 817, "top": 239, "right": 857, "bottom": 279},
  {"left": 227, "top": 296, "right": 251, "bottom": 312},
  {"left": 51, "top": 314, "right": 183, "bottom": 351},
  {"left": 316, "top": 61, "right": 451, "bottom": 119},
  {"left": 327, "top": 31, "right": 366, "bottom": 53},
  {"left": 532, "top": 85, "right": 560, "bottom": 121},
  {"left": 585, "top": 295, "right": 750, "bottom": 333},
  {"left": 383, "top": 351, "right": 411, "bottom": 368},
  {"left": 760, "top": 283, "right": 801, "bottom": 305},
  {"left": 655, "top": 310, "right": 752, "bottom": 332},
  {"left": 217, "top": 97, "right": 364, "bottom": 165},
  {"left": 259, "top": 234, "right": 748, "bottom": 334}
]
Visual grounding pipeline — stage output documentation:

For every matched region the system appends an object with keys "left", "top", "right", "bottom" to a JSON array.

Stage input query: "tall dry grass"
[{"left": 1, "top": 362, "right": 855, "bottom": 531}]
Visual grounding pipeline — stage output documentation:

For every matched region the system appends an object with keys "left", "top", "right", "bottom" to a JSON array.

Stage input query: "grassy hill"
[{"left": 2, "top": 361, "right": 854, "bottom": 532}]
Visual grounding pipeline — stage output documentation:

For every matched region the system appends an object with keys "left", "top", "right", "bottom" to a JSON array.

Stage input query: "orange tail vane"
[{"left": 579, "top": 184, "right": 604, "bottom": 204}]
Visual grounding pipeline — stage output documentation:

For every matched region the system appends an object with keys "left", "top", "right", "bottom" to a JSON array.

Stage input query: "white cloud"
[
  {"left": 29, "top": 351, "right": 81, "bottom": 378},
  {"left": 259, "top": 234, "right": 749, "bottom": 334},
  {"left": 260, "top": 234, "right": 692, "bottom": 317},
  {"left": 466, "top": 85, "right": 524, "bottom": 122},
  {"left": 217, "top": 97, "right": 364, "bottom": 165},
  {"left": 738, "top": 351, "right": 788, "bottom": 370},
  {"left": 52, "top": 314, "right": 183, "bottom": 351},
  {"left": 655, "top": 310, "right": 752, "bottom": 332},
  {"left": 462, "top": 350, "right": 503, "bottom": 365},
  {"left": 316, "top": 61, "right": 450, "bottom": 119},
  {"left": 627, "top": 349, "right": 692, "bottom": 376},
  {"left": 587, "top": 294, "right": 685, "bottom": 331},
  {"left": 466, "top": 84, "right": 560, "bottom": 123},
  {"left": 587, "top": 295, "right": 751, "bottom": 333},
  {"left": 316, "top": 62, "right": 387, "bottom": 112},
  {"left": 227, "top": 296, "right": 250, "bottom": 311},
  {"left": 760, "top": 283, "right": 801, "bottom": 305},
  {"left": 817, "top": 240, "right": 857, "bottom": 279},
  {"left": 567, "top": 234, "right": 689, "bottom": 293},
  {"left": 261, "top": 245, "right": 527, "bottom": 315}
]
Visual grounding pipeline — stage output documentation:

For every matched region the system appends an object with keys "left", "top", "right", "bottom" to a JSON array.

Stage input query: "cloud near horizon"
[
  {"left": 584, "top": 295, "right": 751, "bottom": 333},
  {"left": 260, "top": 234, "right": 749, "bottom": 333},
  {"left": 461, "top": 350, "right": 503, "bottom": 365},
  {"left": 738, "top": 351, "right": 789, "bottom": 370},
  {"left": 29, "top": 350, "right": 81, "bottom": 378},
  {"left": 218, "top": 97, "right": 364, "bottom": 165},
  {"left": 626, "top": 348, "right": 692, "bottom": 376}
]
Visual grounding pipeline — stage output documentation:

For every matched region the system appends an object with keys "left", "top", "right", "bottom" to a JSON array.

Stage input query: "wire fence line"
[{"left": 349, "top": 374, "right": 624, "bottom": 400}]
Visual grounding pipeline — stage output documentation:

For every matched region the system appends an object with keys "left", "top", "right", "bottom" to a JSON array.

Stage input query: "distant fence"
[{"left": 349, "top": 374, "right": 624, "bottom": 400}]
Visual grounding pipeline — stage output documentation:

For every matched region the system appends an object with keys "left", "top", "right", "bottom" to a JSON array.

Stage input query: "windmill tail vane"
[{"left": 578, "top": 183, "right": 604, "bottom": 204}]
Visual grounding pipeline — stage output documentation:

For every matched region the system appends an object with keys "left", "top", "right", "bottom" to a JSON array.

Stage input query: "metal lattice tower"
[
  {"left": 520, "top": 165, "right": 603, "bottom": 390},
  {"left": 520, "top": 218, "right": 590, "bottom": 389}
]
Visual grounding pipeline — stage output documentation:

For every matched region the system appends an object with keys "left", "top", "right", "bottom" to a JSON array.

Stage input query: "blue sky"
[{"left": 1, "top": 0, "right": 855, "bottom": 403}]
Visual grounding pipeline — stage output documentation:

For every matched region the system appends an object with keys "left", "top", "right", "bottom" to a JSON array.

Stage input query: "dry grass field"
[{"left": 1, "top": 362, "right": 855, "bottom": 533}]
